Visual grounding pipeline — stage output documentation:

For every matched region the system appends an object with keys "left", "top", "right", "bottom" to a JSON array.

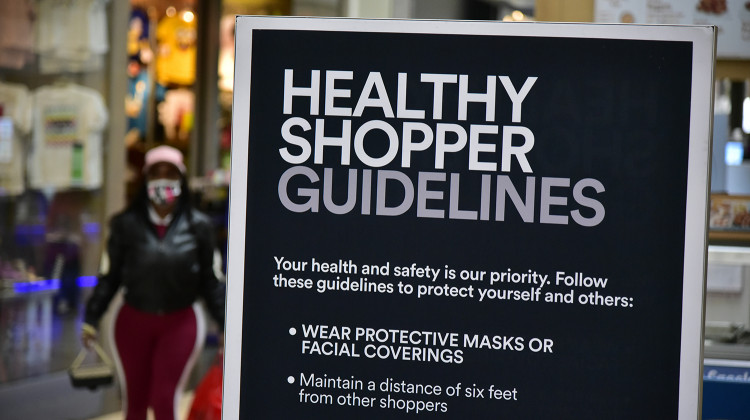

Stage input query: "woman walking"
[{"left": 82, "top": 145, "right": 225, "bottom": 420}]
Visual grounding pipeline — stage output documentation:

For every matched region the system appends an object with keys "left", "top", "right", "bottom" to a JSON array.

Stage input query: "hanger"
[{"left": 53, "top": 73, "right": 74, "bottom": 87}]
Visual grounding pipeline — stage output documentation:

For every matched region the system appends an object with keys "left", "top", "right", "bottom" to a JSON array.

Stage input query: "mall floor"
[
  {"left": 0, "top": 287, "right": 217, "bottom": 420},
  {"left": 91, "top": 393, "right": 194, "bottom": 420}
]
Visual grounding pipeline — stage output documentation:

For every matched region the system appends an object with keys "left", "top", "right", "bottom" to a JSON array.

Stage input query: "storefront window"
[
  {"left": 126, "top": 1, "right": 200, "bottom": 200},
  {"left": 0, "top": 0, "right": 111, "bottom": 385},
  {"left": 706, "top": 78, "right": 750, "bottom": 344}
]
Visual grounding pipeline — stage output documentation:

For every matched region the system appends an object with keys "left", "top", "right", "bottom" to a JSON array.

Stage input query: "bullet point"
[
  {"left": 287, "top": 376, "right": 295, "bottom": 384},
  {"left": 289, "top": 327, "right": 297, "bottom": 336}
]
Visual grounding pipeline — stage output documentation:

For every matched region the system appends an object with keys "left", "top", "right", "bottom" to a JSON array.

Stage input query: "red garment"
[
  {"left": 154, "top": 223, "right": 167, "bottom": 239},
  {"left": 188, "top": 352, "right": 223, "bottom": 420},
  {"left": 113, "top": 303, "right": 202, "bottom": 420}
]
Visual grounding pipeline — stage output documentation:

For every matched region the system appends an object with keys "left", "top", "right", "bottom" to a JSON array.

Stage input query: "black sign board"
[{"left": 225, "top": 17, "right": 715, "bottom": 419}]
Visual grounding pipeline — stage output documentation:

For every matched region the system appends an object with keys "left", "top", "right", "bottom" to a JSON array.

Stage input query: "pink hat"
[{"left": 143, "top": 145, "right": 186, "bottom": 174}]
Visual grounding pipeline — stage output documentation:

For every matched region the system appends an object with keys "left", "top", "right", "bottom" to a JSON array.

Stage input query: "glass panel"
[{"left": 0, "top": 0, "right": 109, "bottom": 383}]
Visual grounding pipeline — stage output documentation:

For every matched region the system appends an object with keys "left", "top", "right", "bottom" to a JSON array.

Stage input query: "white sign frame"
[{"left": 225, "top": 17, "right": 715, "bottom": 419}]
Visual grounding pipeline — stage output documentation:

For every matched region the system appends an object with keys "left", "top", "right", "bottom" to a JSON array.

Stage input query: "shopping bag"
[
  {"left": 188, "top": 352, "right": 223, "bottom": 420},
  {"left": 68, "top": 342, "right": 114, "bottom": 390}
]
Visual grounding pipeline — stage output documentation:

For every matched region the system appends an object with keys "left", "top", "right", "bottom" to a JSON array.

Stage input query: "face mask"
[{"left": 147, "top": 179, "right": 182, "bottom": 206}]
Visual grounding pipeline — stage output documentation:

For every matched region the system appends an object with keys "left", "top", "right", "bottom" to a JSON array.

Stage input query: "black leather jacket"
[{"left": 84, "top": 205, "right": 225, "bottom": 329}]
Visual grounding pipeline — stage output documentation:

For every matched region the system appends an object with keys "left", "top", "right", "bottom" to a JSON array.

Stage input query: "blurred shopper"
[{"left": 82, "top": 145, "right": 225, "bottom": 420}]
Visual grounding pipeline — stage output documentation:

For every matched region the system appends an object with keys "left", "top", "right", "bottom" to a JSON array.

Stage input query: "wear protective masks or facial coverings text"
[{"left": 147, "top": 179, "right": 182, "bottom": 206}]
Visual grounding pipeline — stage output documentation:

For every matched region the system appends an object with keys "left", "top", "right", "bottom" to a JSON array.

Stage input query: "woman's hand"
[{"left": 81, "top": 323, "right": 98, "bottom": 349}]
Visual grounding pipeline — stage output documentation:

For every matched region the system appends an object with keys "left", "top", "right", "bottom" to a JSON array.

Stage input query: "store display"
[
  {"left": 125, "top": 7, "right": 201, "bottom": 151},
  {"left": 0, "top": 82, "right": 33, "bottom": 195},
  {"left": 28, "top": 83, "right": 108, "bottom": 190},
  {"left": 36, "top": 0, "right": 110, "bottom": 74},
  {"left": 710, "top": 194, "right": 750, "bottom": 242}
]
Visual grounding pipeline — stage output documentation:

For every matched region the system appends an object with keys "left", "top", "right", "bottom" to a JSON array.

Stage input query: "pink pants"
[{"left": 112, "top": 303, "right": 205, "bottom": 420}]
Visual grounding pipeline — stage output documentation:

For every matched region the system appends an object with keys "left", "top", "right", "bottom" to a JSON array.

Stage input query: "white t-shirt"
[
  {"left": 0, "top": 82, "right": 33, "bottom": 195},
  {"left": 36, "top": 0, "right": 109, "bottom": 74},
  {"left": 29, "top": 84, "right": 108, "bottom": 190}
]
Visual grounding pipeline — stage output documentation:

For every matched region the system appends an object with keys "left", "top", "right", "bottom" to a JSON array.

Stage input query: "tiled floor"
[
  {"left": 0, "top": 288, "right": 219, "bottom": 420},
  {"left": 0, "top": 289, "right": 82, "bottom": 384},
  {"left": 90, "top": 391, "right": 194, "bottom": 420}
]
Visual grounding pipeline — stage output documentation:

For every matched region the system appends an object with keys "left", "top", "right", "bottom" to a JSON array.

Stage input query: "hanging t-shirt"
[
  {"left": 36, "top": 0, "right": 110, "bottom": 74},
  {"left": 155, "top": 14, "right": 197, "bottom": 86},
  {"left": 157, "top": 88, "right": 195, "bottom": 143},
  {"left": 29, "top": 84, "right": 108, "bottom": 190},
  {"left": 0, "top": 82, "right": 33, "bottom": 195}
]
